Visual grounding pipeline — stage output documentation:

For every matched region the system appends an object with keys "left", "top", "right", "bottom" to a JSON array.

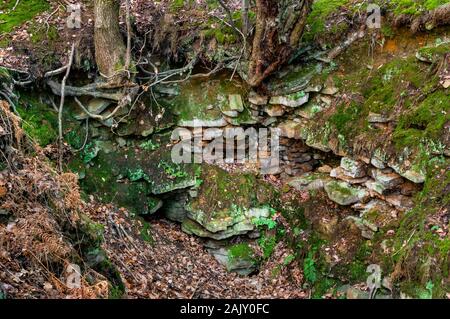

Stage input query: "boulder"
[
  {"left": 372, "top": 169, "right": 404, "bottom": 189},
  {"left": 207, "top": 243, "right": 257, "bottom": 276},
  {"left": 367, "top": 112, "right": 391, "bottom": 123},
  {"left": 390, "top": 162, "right": 426, "bottom": 184},
  {"left": 321, "top": 86, "right": 339, "bottom": 95},
  {"left": 385, "top": 194, "right": 414, "bottom": 210},
  {"left": 330, "top": 167, "right": 369, "bottom": 184},
  {"left": 365, "top": 179, "right": 386, "bottom": 195},
  {"left": 287, "top": 173, "right": 332, "bottom": 191},
  {"left": 278, "top": 121, "right": 302, "bottom": 139}
]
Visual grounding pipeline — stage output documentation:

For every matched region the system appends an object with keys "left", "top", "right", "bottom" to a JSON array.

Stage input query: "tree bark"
[
  {"left": 247, "top": 0, "right": 312, "bottom": 87},
  {"left": 94, "top": 0, "right": 127, "bottom": 79}
]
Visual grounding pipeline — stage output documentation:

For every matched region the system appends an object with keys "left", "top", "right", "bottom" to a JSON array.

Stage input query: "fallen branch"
[
  {"left": 327, "top": 27, "right": 366, "bottom": 60},
  {"left": 58, "top": 43, "right": 75, "bottom": 172}
]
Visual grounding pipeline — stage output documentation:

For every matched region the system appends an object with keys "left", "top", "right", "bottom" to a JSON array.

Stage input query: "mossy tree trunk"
[
  {"left": 248, "top": 0, "right": 312, "bottom": 87},
  {"left": 94, "top": 0, "right": 127, "bottom": 79}
]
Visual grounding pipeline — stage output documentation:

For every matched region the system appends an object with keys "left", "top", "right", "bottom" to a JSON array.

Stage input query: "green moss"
[
  {"left": 229, "top": 243, "right": 254, "bottom": 261},
  {"left": 259, "top": 233, "right": 278, "bottom": 260},
  {"left": 392, "top": 159, "right": 450, "bottom": 298},
  {"left": 304, "top": 0, "right": 351, "bottom": 41},
  {"left": 65, "top": 125, "right": 86, "bottom": 150},
  {"left": 381, "top": 25, "right": 395, "bottom": 38},
  {"left": 349, "top": 242, "right": 373, "bottom": 282},
  {"left": 329, "top": 101, "right": 367, "bottom": 137},
  {"left": 394, "top": 90, "right": 449, "bottom": 148},
  {"left": 0, "top": 0, "right": 50, "bottom": 34},
  {"left": 172, "top": 72, "right": 246, "bottom": 123},
  {"left": 139, "top": 139, "right": 160, "bottom": 151},
  {"left": 29, "top": 24, "right": 59, "bottom": 44},
  {"left": 16, "top": 94, "right": 58, "bottom": 147},
  {"left": 417, "top": 42, "right": 450, "bottom": 62}
]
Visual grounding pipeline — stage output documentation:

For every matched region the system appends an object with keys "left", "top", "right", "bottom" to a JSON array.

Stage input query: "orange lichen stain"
[{"left": 384, "top": 39, "right": 399, "bottom": 53}]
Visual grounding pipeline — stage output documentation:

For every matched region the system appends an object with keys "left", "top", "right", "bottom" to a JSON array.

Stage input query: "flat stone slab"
[
  {"left": 324, "top": 180, "right": 368, "bottom": 206},
  {"left": 248, "top": 91, "right": 268, "bottom": 105},
  {"left": 269, "top": 92, "right": 309, "bottom": 108}
]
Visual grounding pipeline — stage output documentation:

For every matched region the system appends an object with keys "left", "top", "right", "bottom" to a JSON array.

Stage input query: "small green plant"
[
  {"left": 283, "top": 254, "right": 296, "bottom": 266},
  {"left": 158, "top": 160, "right": 188, "bottom": 179},
  {"left": 258, "top": 234, "right": 277, "bottom": 260},
  {"left": 139, "top": 140, "right": 160, "bottom": 151},
  {"left": 303, "top": 251, "right": 317, "bottom": 283},
  {"left": 82, "top": 142, "right": 99, "bottom": 164},
  {"left": 418, "top": 281, "right": 434, "bottom": 299},
  {"left": 128, "top": 168, "right": 150, "bottom": 182},
  {"left": 252, "top": 216, "right": 277, "bottom": 230}
]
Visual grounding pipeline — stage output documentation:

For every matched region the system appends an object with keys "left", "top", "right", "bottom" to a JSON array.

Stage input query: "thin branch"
[
  {"left": 217, "top": 0, "right": 239, "bottom": 37},
  {"left": 44, "top": 65, "right": 69, "bottom": 78},
  {"left": 12, "top": 0, "right": 20, "bottom": 11},
  {"left": 58, "top": 42, "right": 75, "bottom": 172}
]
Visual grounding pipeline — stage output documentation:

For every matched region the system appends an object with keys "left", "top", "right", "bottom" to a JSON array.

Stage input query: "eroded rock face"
[
  {"left": 180, "top": 165, "right": 276, "bottom": 240},
  {"left": 205, "top": 242, "right": 257, "bottom": 276}
]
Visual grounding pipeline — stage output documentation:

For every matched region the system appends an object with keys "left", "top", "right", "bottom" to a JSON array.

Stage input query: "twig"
[
  {"left": 392, "top": 229, "right": 417, "bottom": 257},
  {"left": 74, "top": 118, "right": 89, "bottom": 153},
  {"left": 11, "top": 0, "right": 20, "bottom": 11},
  {"left": 58, "top": 43, "right": 75, "bottom": 172}
]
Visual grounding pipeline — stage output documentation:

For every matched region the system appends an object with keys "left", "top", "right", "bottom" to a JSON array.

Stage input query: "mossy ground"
[
  {"left": 16, "top": 93, "right": 58, "bottom": 147},
  {"left": 389, "top": 158, "right": 450, "bottom": 298},
  {"left": 0, "top": 0, "right": 50, "bottom": 34}
]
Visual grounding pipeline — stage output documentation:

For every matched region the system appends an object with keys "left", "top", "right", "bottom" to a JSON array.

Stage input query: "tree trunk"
[
  {"left": 94, "top": 0, "right": 127, "bottom": 79},
  {"left": 247, "top": 0, "right": 312, "bottom": 87}
]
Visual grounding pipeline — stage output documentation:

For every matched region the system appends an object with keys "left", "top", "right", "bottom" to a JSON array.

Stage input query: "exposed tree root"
[{"left": 392, "top": 3, "right": 450, "bottom": 33}]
